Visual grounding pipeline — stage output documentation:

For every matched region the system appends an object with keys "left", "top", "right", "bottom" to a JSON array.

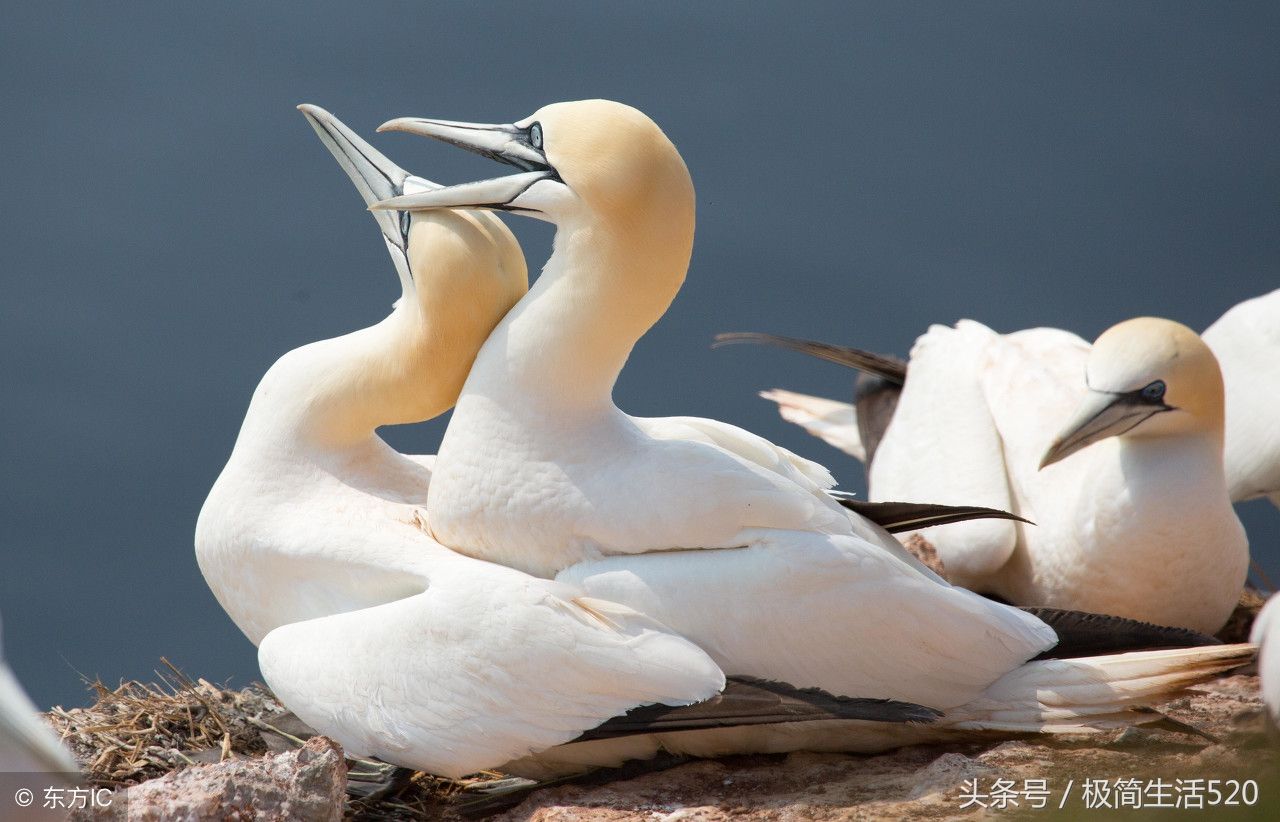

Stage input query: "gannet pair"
[
  {"left": 198, "top": 107, "right": 952, "bottom": 778},
  {"left": 727, "top": 318, "right": 1249, "bottom": 633},
  {"left": 0, "top": 613, "right": 77, "bottom": 774},
  {"left": 331, "top": 99, "right": 1254, "bottom": 774}
]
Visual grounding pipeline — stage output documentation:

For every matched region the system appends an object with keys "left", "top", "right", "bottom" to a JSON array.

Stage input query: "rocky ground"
[
  {"left": 39, "top": 665, "right": 1277, "bottom": 820},
  {"left": 38, "top": 567, "right": 1275, "bottom": 820},
  {"left": 493, "top": 674, "right": 1278, "bottom": 821}
]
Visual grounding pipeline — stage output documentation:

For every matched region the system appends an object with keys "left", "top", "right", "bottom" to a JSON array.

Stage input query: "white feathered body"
[
  {"left": 1203, "top": 288, "right": 1280, "bottom": 506},
  {"left": 870, "top": 321, "right": 1247, "bottom": 633}
]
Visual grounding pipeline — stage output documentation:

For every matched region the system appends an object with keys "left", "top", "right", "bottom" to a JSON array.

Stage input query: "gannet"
[
  {"left": 1202, "top": 288, "right": 1280, "bottom": 508},
  {"left": 727, "top": 319, "right": 1248, "bottom": 633},
  {"left": 195, "top": 105, "right": 529, "bottom": 644},
  {"left": 740, "top": 289, "right": 1280, "bottom": 511},
  {"left": 199, "top": 106, "right": 946, "bottom": 778},
  {"left": 1251, "top": 595, "right": 1280, "bottom": 724},
  {"left": 372, "top": 99, "right": 1253, "bottom": 764},
  {"left": 0, "top": 613, "right": 78, "bottom": 774}
]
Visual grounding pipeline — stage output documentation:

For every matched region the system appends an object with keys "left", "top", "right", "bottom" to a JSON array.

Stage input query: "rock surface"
[
  {"left": 492, "top": 676, "right": 1280, "bottom": 821},
  {"left": 46, "top": 648, "right": 1275, "bottom": 819},
  {"left": 74, "top": 736, "right": 346, "bottom": 821}
]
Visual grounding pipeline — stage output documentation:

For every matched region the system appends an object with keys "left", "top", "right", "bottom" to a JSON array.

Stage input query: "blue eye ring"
[
  {"left": 1141, "top": 380, "right": 1166, "bottom": 401},
  {"left": 529, "top": 122, "right": 543, "bottom": 150}
]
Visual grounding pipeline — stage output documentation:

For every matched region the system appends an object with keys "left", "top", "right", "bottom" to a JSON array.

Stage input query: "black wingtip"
[
  {"left": 725, "top": 676, "right": 944, "bottom": 725},
  {"left": 574, "top": 676, "right": 943, "bottom": 744},
  {"left": 712, "top": 332, "right": 908, "bottom": 384},
  {"left": 1024, "top": 607, "right": 1222, "bottom": 660},
  {"left": 837, "top": 498, "right": 1034, "bottom": 533}
]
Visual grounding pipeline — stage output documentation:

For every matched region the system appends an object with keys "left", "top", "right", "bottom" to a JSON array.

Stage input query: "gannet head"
[
  {"left": 370, "top": 100, "right": 694, "bottom": 234},
  {"left": 270, "top": 106, "right": 527, "bottom": 439},
  {"left": 1040, "top": 317, "right": 1225, "bottom": 469},
  {"left": 299, "top": 103, "right": 527, "bottom": 304}
]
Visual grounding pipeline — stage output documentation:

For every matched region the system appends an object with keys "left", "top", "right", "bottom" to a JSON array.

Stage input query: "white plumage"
[
  {"left": 196, "top": 108, "right": 731, "bottom": 777},
  {"left": 755, "top": 318, "right": 1247, "bottom": 633},
  {"left": 0, "top": 613, "right": 77, "bottom": 775},
  {"left": 1250, "top": 594, "right": 1280, "bottom": 723},
  {"left": 1202, "top": 288, "right": 1280, "bottom": 507},
  {"left": 763, "top": 289, "right": 1280, "bottom": 514},
  {"left": 371, "top": 97, "right": 1253, "bottom": 774}
]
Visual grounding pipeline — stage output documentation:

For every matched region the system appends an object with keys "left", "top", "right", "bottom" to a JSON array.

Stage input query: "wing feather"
[
  {"left": 258, "top": 556, "right": 725, "bottom": 778},
  {"left": 869, "top": 321, "right": 1019, "bottom": 581}
]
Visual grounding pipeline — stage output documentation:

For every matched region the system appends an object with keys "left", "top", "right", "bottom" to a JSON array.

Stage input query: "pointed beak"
[
  {"left": 370, "top": 117, "right": 558, "bottom": 213},
  {"left": 298, "top": 104, "right": 443, "bottom": 272},
  {"left": 1039, "top": 389, "right": 1170, "bottom": 469}
]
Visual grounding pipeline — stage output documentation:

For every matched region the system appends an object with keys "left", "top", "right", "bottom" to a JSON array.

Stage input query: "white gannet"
[
  {"left": 371, "top": 99, "right": 1252, "bottom": 763},
  {"left": 727, "top": 319, "right": 1248, "bottom": 633},
  {"left": 742, "top": 289, "right": 1280, "bottom": 511},
  {"left": 196, "top": 105, "right": 529, "bottom": 645},
  {"left": 1202, "top": 288, "right": 1280, "bottom": 507},
  {"left": 199, "top": 106, "right": 944, "bottom": 778},
  {"left": 1252, "top": 595, "right": 1280, "bottom": 724},
  {"left": 0, "top": 613, "right": 78, "bottom": 774}
]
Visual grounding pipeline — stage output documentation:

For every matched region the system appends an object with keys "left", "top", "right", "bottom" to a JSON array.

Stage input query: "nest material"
[
  {"left": 42, "top": 659, "right": 490, "bottom": 820},
  {"left": 45, "top": 659, "right": 283, "bottom": 787}
]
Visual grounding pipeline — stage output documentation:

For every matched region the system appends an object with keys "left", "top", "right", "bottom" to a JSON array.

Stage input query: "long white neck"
[
  {"left": 233, "top": 304, "right": 462, "bottom": 455},
  {"left": 463, "top": 212, "right": 693, "bottom": 416}
]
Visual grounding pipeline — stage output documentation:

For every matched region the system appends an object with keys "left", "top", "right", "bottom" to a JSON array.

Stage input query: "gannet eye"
[
  {"left": 1141, "top": 380, "right": 1166, "bottom": 402},
  {"left": 528, "top": 123, "right": 543, "bottom": 150}
]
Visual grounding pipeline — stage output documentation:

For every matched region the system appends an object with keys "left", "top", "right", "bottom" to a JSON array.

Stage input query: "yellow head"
[
  {"left": 261, "top": 106, "right": 528, "bottom": 445},
  {"left": 1040, "top": 317, "right": 1225, "bottom": 468},
  {"left": 395, "top": 208, "right": 527, "bottom": 416},
  {"left": 372, "top": 99, "right": 694, "bottom": 248}
]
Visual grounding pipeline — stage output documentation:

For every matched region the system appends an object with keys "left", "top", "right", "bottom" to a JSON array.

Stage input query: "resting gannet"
[
  {"left": 0, "top": 613, "right": 77, "bottom": 774},
  {"left": 200, "top": 106, "right": 946, "bottom": 778},
  {"left": 1252, "top": 595, "right": 1280, "bottom": 724},
  {"left": 739, "top": 290, "right": 1280, "bottom": 511},
  {"left": 372, "top": 99, "right": 1252, "bottom": 765},
  {"left": 727, "top": 319, "right": 1247, "bottom": 633},
  {"left": 1203, "top": 288, "right": 1280, "bottom": 508}
]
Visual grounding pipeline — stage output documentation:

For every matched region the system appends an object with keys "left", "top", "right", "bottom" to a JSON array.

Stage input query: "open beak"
[
  {"left": 1039, "top": 389, "right": 1171, "bottom": 469},
  {"left": 370, "top": 117, "right": 559, "bottom": 213},
  {"left": 297, "top": 104, "right": 441, "bottom": 285}
]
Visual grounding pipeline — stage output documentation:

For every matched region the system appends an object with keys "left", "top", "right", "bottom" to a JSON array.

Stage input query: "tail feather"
[
  {"left": 713, "top": 333, "right": 908, "bottom": 383},
  {"left": 949, "top": 644, "right": 1255, "bottom": 731},
  {"left": 759, "top": 389, "right": 865, "bottom": 461}
]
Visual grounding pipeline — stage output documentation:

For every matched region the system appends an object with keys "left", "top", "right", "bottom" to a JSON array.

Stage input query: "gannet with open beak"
[
  {"left": 195, "top": 105, "right": 529, "bottom": 644},
  {"left": 199, "top": 107, "right": 948, "bottom": 778},
  {"left": 372, "top": 100, "right": 1252, "bottom": 766},
  {"left": 0, "top": 613, "right": 78, "bottom": 774},
  {"left": 726, "top": 319, "right": 1247, "bottom": 633},
  {"left": 1202, "top": 288, "right": 1280, "bottom": 508}
]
